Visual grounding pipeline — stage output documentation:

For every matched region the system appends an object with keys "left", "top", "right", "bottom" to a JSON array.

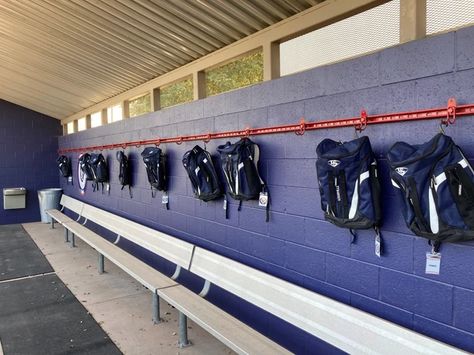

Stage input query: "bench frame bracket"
[
  {"left": 178, "top": 312, "right": 191, "bottom": 348},
  {"left": 98, "top": 253, "right": 105, "bottom": 274},
  {"left": 152, "top": 292, "right": 161, "bottom": 324}
]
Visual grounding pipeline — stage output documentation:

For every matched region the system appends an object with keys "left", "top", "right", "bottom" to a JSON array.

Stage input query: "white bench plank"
[
  {"left": 81, "top": 204, "right": 194, "bottom": 270},
  {"left": 46, "top": 209, "right": 73, "bottom": 224},
  {"left": 190, "top": 248, "right": 465, "bottom": 355},
  {"left": 158, "top": 285, "right": 290, "bottom": 355},
  {"left": 63, "top": 221, "right": 177, "bottom": 292},
  {"left": 60, "top": 195, "right": 84, "bottom": 216}
]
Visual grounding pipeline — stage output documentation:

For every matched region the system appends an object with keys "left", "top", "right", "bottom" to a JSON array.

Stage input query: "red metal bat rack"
[{"left": 58, "top": 98, "right": 474, "bottom": 154}]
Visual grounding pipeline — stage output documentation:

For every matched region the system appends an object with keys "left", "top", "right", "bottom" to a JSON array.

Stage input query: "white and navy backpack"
[
  {"left": 387, "top": 133, "right": 474, "bottom": 251},
  {"left": 316, "top": 136, "right": 382, "bottom": 255},
  {"left": 217, "top": 138, "right": 269, "bottom": 222}
]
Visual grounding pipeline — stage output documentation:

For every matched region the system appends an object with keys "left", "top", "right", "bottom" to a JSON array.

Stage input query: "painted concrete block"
[
  {"left": 453, "top": 287, "right": 474, "bottom": 334},
  {"left": 350, "top": 230, "right": 414, "bottom": 273},
  {"left": 323, "top": 52, "right": 380, "bottom": 96},
  {"left": 326, "top": 254, "right": 379, "bottom": 298},
  {"left": 380, "top": 269, "right": 416, "bottom": 311},
  {"left": 268, "top": 101, "right": 305, "bottom": 126},
  {"left": 455, "top": 25, "right": 474, "bottom": 71},
  {"left": 284, "top": 243, "right": 325, "bottom": 281},
  {"left": 304, "top": 217, "right": 352, "bottom": 256},
  {"left": 415, "top": 277, "right": 453, "bottom": 324},
  {"left": 267, "top": 158, "right": 316, "bottom": 188},
  {"left": 380, "top": 32, "right": 455, "bottom": 84},
  {"left": 268, "top": 212, "right": 305, "bottom": 244}
]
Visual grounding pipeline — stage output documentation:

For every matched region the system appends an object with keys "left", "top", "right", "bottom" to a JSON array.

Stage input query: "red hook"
[
  {"left": 444, "top": 97, "right": 457, "bottom": 126},
  {"left": 154, "top": 139, "right": 161, "bottom": 147},
  {"left": 295, "top": 118, "right": 306, "bottom": 136},
  {"left": 203, "top": 133, "right": 211, "bottom": 143},
  {"left": 176, "top": 137, "right": 183, "bottom": 145},
  {"left": 356, "top": 110, "right": 368, "bottom": 132},
  {"left": 244, "top": 127, "right": 251, "bottom": 138}
]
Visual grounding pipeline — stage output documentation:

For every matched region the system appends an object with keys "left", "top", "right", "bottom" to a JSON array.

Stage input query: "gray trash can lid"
[
  {"left": 3, "top": 188, "right": 27, "bottom": 196},
  {"left": 38, "top": 188, "right": 63, "bottom": 194}
]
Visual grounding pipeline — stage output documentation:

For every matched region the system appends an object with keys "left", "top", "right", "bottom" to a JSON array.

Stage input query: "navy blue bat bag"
[
  {"left": 316, "top": 136, "right": 383, "bottom": 256},
  {"left": 316, "top": 136, "right": 382, "bottom": 229},
  {"left": 387, "top": 133, "right": 474, "bottom": 250}
]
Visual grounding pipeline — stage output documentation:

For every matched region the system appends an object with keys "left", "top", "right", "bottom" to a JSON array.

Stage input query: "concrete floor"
[{"left": 23, "top": 222, "right": 234, "bottom": 355}]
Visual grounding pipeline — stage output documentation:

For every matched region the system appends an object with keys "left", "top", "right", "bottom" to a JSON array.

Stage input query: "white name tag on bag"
[
  {"left": 258, "top": 192, "right": 268, "bottom": 207},
  {"left": 425, "top": 253, "right": 441, "bottom": 275},
  {"left": 162, "top": 193, "right": 169, "bottom": 205}
]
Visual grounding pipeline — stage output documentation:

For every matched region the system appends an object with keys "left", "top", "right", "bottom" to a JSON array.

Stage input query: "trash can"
[
  {"left": 38, "top": 188, "right": 63, "bottom": 223},
  {"left": 3, "top": 188, "right": 27, "bottom": 209}
]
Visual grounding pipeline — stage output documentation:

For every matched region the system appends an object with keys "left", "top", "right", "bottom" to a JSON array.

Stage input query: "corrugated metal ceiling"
[{"left": 0, "top": 0, "right": 322, "bottom": 119}]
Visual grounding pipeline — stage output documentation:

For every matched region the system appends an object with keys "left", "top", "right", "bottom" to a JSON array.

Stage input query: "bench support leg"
[
  {"left": 51, "top": 220, "right": 55, "bottom": 229},
  {"left": 64, "top": 228, "right": 69, "bottom": 242},
  {"left": 152, "top": 292, "right": 160, "bottom": 324},
  {"left": 178, "top": 312, "right": 191, "bottom": 348},
  {"left": 98, "top": 253, "right": 105, "bottom": 274},
  {"left": 71, "top": 233, "right": 76, "bottom": 248}
]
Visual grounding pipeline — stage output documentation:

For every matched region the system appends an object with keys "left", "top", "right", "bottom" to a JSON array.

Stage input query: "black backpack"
[
  {"left": 387, "top": 133, "right": 474, "bottom": 252},
  {"left": 182, "top": 145, "right": 222, "bottom": 202},
  {"left": 57, "top": 155, "right": 72, "bottom": 178},
  {"left": 78, "top": 153, "right": 94, "bottom": 181},
  {"left": 217, "top": 138, "right": 269, "bottom": 221},
  {"left": 316, "top": 136, "right": 382, "bottom": 256},
  {"left": 141, "top": 147, "right": 167, "bottom": 204},
  {"left": 116, "top": 151, "right": 132, "bottom": 197},
  {"left": 90, "top": 153, "right": 109, "bottom": 192}
]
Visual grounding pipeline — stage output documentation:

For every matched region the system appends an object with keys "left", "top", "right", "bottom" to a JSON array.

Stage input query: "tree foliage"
[
  {"left": 206, "top": 51, "right": 263, "bottom": 96},
  {"left": 160, "top": 78, "right": 193, "bottom": 108},
  {"left": 128, "top": 51, "right": 263, "bottom": 115},
  {"left": 129, "top": 94, "right": 151, "bottom": 117}
]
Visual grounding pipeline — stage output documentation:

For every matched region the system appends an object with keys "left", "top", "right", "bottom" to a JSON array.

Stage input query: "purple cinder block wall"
[
  {"left": 59, "top": 27, "right": 474, "bottom": 353},
  {"left": 0, "top": 100, "right": 61, "bottom": 224}
]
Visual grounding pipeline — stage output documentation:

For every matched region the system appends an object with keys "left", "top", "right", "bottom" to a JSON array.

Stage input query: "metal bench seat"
[{"left": 46, "top": 194, "right": 465, "bottom": 354}]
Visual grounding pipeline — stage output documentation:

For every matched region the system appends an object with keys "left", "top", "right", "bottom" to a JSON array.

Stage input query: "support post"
[
  {"left": 71, "top": 233, "right": 76, "bottom": 248},
  {"left": 64, "top": 228, "right": 69, "bottom": 242},
  {"left": 72, "top": 120, "right": 78, "bottom": 134},
  {"left": 400, "top": 0, "right": 426, "bottom": 43},
  {"left": 85, "top": 114, "right": 92, "bottom": 129},
  {"left": 178, "top": 312, "right": 190, "bottom": 348},
  {"left": 151, "top": 88, "right": 161, "bottom": 112},
  {"left": 98, "top": 253, "right": 105, "bottom": 274},
  {"left": 122, "top": 100, "right": 130, "bottom": 119},
  {"left": 62, "top": 124, "right": 68, "bottom": 135},
  {"left": 51, "top": 219, "right": 55, "bottom": 229},
  {"left": 152, "top": 292, "right": 160, "bottom": 324},
  {"left": 193, "top": 71, "right": 206, "bottom": 100},
  {"left": 263, "top": 42, "right": 280, "bottom": 81},
  {"left": 101, "top": 108, "right": 108, "bottom": 125}
]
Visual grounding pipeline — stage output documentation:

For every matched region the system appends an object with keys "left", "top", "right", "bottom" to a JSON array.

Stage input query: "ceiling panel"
[{"left": 0, "top": 0, "right": 320, "bottom": 119}]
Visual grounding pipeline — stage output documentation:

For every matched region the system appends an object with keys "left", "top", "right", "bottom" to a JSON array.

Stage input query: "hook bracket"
[
  {"left": 295, "top": 118, "right": 306, "bottom": 136},
  {"left": 243, "top": 127, "right": 251, "bottom": 138},
  {"left": 355, "top": 110, "right": 367, "bottom": 132},
  {"left": 443, "top": 97, "right": 457, "bottom": 126}
]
